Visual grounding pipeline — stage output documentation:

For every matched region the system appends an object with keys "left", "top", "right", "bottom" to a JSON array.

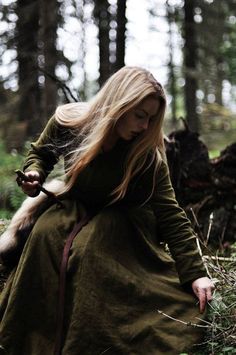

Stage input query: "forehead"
[{"left": 136, "top": 96, "right": 160, "bottom": 116}]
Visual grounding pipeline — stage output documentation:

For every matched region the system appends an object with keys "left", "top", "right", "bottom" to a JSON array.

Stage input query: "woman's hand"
[
  {"left": 192, "top": 277, "right": 215, "bottom": 313},
  {"left": 20, "top": 170, "right": 41, "bottom": 197}
]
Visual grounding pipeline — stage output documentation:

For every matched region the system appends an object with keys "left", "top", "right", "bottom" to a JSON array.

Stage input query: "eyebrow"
[
  {"left": 137, "top": 109, "right": 148, "bottom": 116},
  {"left": 137, "top": 109, "right": 156, "bottom": 118}
]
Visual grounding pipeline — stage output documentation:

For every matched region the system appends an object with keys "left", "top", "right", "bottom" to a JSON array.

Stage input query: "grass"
[
  {"left": 0, "top": 140, "right": 26, "bottom": 212},
  {"left": 200, "top": 255, "right": 236, "bottom": 354}
]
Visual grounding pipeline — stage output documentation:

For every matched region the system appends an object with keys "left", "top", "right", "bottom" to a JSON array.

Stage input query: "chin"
[
  {"left": 121, "top": 132, "right": 139, "bottom": 141},
  {"left": 122, "top": 134, "right": 132, "bottom": 141}
]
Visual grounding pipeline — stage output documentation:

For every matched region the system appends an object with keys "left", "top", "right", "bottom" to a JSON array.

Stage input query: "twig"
[
  {"left": 196, "top": 238, "right": 211, "bottom": 278},
  {"left": 190, "top": 207, "right": 205, "bottom": 243},
  {"left": 156, "top": 309, "right": 210, "bottom": 328},
  {"left": 38, "top": 68, "right": 80, "bottom": 103},
  {"left": 195, "top": 317, "right": 213, "bottom": 325},
  {"left": 206, "top": 212, "right": 213, "bottom": 244},
  {"left": 203, "top": 255, "right": 236, "bottom": 262},
  {"left": 99, "top": 346, "right": 113, "bottom": 354}
]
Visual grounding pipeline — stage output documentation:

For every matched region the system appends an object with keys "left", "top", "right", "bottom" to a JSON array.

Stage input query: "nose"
[{"left": 139, "top": 119, "right": 149, "bottom": 131}]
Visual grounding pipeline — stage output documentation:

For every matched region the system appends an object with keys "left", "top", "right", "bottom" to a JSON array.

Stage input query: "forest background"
[
  {"left": 1, "top": 0, "right": 235, "bottom": 229},
  {"left": 0, "top": 0, "right": 236, "bottom": 353},
  {"left": 1, "top": 0, "right": 236, "bottom": 151}
]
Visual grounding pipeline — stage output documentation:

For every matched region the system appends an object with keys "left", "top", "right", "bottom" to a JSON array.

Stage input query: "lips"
[
  {"left": 126, "top": 131, "right": 141, "bottom": 140},
  {"left": 131, "top": 131, "right": 142, "bottom": 138}
]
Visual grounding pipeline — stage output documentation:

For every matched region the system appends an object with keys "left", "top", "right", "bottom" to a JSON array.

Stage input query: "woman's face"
[{"left": 115, "top": 96, "right": 161, "bottom": 141}]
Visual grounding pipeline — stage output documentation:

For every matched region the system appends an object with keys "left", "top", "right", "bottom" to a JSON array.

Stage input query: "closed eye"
[{"left": 135, "top": 112, "right": 147, "bottom": 119}]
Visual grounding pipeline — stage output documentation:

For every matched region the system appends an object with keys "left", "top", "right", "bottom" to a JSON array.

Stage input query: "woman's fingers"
[
  {"left": 23, "top": 171, "right": 41, "bottom": 181},
  {"left": 192, "top": 277, "right": 215, "bottom": 313},
  {"left": 21, "top": 171, "right": 41, "bottom": 197},
  {"left": 22, "top": 181, "right": 39, "bottom": 196},
  {"left": 206, "top": 287, "right": 213, "bottom": 302},
  {"left": 197, "top": 288, "right": 207, "bottom": 313}
]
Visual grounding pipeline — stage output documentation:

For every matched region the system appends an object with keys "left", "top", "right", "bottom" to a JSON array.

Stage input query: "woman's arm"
[
  {"left": 151, "top": 160, "right": 214, "bottom": 311},
  {"left": 23, "top": 115, "right": 64, "bottom": 182},
  {"left": 21, "top": 115, "right": 67, "bottom": 196},
  {"left": 151, "top": 160, "right": 207, "bottom": 285}
]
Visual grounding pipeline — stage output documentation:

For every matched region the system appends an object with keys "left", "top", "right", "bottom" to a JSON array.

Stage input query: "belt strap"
[{"left": 54, "top": 215, "right": 89, "bottom": 355}]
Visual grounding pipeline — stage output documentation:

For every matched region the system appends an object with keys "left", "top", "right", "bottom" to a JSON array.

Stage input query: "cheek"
[
  {"left": 116, "top": 120, "right": 123, "bottom": 132},
  {"left": 115, "top": 119, "right": 126, "bottom": 137},
  {"left": 117, "top": 117, "right": 130, "bottom": 131}
]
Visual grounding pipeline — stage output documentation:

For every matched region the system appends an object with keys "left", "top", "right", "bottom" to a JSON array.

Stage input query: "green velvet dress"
[{"left": 0, "top": 116, "right": 207, "bottom": 355}]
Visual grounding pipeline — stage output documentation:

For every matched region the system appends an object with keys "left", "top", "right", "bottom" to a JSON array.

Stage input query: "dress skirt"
[{"left": 0, "top": 198, "right": 205, "bottom": 355}]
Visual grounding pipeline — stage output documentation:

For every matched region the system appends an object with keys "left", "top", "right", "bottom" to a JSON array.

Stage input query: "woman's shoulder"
[
  {"left": 55, "top": 102, "right": 89, "bottom": 127},
  {"left": 137, "top": 151, "right": 170, "bottom": 191}
]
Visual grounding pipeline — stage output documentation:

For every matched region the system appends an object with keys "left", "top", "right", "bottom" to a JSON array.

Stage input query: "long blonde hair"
[{"left": 55, "top": 66, "right": 166, "bottom": 202}]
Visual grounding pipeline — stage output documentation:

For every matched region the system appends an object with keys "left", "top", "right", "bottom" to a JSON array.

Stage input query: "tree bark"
[
  {"left": 16, "top": 0, "right": 41, "bottom": 136},
  {"left": 183, "top": 0, "right": 199, "bottom": 132},
  {"left": 39, "top": 0, "right": 59, "bottom": 122},
  {"left": 94, "top": 0, "right": 111, "bottom": 87},
  {"left": 114, "top": 0, "right": 127, "bottom": 72},
  {"left": 214, "top": 2, "right": 224, "bottom": 106},
  {"left": 166, "top": 1, "right": 177, "bottom": 126}
]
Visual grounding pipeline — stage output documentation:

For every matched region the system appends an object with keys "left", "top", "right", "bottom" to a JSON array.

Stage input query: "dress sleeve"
[
  {"left": 150, "top": 160, "right": 207, "bottom": 285},
  {"left": 22, "top": 115, "right": 64, "bottom": 182}
]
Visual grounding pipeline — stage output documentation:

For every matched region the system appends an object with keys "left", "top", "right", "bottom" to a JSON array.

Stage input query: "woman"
[{"left": 0, "top": 66, "right": 214, "bottom": 355}]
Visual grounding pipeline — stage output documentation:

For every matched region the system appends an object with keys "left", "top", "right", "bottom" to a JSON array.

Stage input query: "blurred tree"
[
  {"left": 198, "top": 1, "right": 226, "bottom": 106},
  {"left": 93, "top": 0, "right": 127, "bottom": 86},
  {"left": 2, "top": 0, "right": 66, "bottom": 146},
  {"left": 164, "top": 0, "right": 235, "bottom": 133},
  {"left": 223, "top": 23, "right": 236, "bottom": 86},
  {"left": 39, "top": 0, "right": 59, "bottom": 122},
  {"left": 113, "top": 0, "right": 127, "bottom": 72},
  {"left": 183, "top": 0, "right": 199, "bottom": 132},
  {"left": 73, "top": 0, "right": 88, "bottom": 100},
  {"left": 16, "top": 0, "right": 41, "bottom": 136},
  {"left": 219, "top": 1, "right": 236, "bottom": 86},
  {"left": 0, "top": 1, "right": 17, "bottom": 91},
  {"left": 193, "top": 0, "right": 236, "bottom": 108},
  {"left": 94, "top": 0, "right": 111, "bottom": 87},
  {"left": 166, "top": 0, "right": 178, "bottom": 127}
]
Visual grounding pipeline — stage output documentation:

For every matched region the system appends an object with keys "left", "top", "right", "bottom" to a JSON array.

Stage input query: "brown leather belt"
[{"left": 54, "top": 215, "right": 90, "bottom": 355}]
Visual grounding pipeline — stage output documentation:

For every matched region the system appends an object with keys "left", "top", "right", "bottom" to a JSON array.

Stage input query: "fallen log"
[{"left": 165, "top": 121, "right": 236, "bottom": 248}]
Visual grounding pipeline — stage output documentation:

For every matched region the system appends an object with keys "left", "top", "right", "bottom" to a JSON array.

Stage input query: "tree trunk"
[
  {"left": 215, "top": 57, "right": 223, "bottom": 106},
  {"left": 114, "top": 0, "right": 127, "bottom": 72},
  {"left": 214, "top": 2, "right": 224, "bottom": 106},
  {"left": 94, "top": 0, "right": 111, "bottom": 87},
  {"left": 166, "top": 1, "right": 177, "bottom": 127},
  {"left": 16, "top": 0, "right": 41, "bottom": 137},
  {"left": 40, "top": 0, "right": 59, "bottom": 122},
  {"left": 183, "top": 0, "right": 199, "bottom": 132},
  {"left": 75, "top": 0, "right": 87, "bottom": 100}
]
